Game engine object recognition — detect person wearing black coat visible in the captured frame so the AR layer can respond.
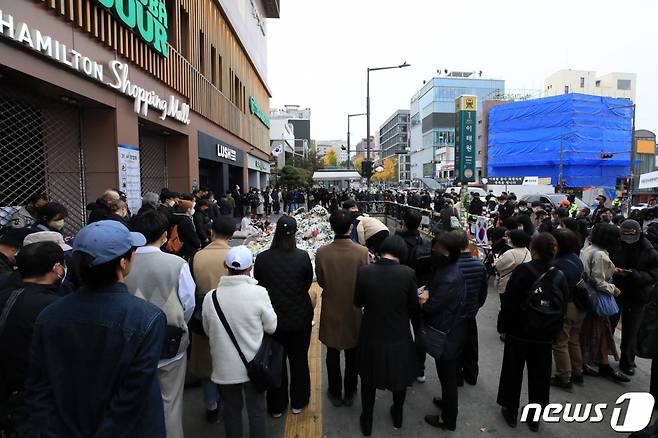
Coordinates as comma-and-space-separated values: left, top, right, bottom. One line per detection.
610, 219, 658, 376
454, 231, 488, 386
171, 199, 201, 260
468, 193, 484, 216
254, 216, 313, 417
496, 233, 569, 433
419, 232, 467, 431
354, 236, 418, 436
193, 200, 212, 247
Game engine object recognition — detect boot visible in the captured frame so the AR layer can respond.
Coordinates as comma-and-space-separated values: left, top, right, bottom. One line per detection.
390, 404, 403, 429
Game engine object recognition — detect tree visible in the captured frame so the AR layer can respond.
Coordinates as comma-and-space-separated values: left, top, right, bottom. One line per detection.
372, 156, 398, 182
279, 165, 310, 188
354, 156, 365, 176
323, 149, 337, 167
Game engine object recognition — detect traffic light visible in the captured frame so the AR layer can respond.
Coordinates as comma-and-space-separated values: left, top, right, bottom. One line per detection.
600, 152, 614, 159
362, 160, 373, 178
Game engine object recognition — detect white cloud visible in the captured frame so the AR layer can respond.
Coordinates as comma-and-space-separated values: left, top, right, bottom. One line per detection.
268, 0, 658, 141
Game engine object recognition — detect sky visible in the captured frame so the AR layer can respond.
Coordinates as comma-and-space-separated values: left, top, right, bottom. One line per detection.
267, 0, 658, 142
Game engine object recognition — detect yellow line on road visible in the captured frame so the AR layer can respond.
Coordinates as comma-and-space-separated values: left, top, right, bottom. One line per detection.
284, 283, 323, 438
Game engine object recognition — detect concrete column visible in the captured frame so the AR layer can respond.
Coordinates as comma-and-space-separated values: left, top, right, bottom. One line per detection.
221, 163, 229, 195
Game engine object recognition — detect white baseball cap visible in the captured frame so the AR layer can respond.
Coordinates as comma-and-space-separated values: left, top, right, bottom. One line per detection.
225, 245, 253, 270
24, 231, 72, 251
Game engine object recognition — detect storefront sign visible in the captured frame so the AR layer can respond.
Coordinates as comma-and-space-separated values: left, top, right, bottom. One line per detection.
117, 145, 142, 213
485, 176, 544, 186
454, 95, 477, 183
0, 9, 190, 124
198, 131, 244, 166
639, 171, 658, 190
92, 0, 169, 58
249, 96, 270, 129
248, 154, 271, 173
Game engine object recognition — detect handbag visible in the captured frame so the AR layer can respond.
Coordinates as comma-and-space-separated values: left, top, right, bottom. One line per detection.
595, 291, 619, 317
417, 320, 448, 359
211, 291, 283, 392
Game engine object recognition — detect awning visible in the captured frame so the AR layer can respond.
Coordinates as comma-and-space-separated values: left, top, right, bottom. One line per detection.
312, 171, 362, 181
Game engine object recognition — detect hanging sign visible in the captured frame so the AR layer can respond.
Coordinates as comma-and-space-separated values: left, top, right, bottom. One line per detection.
117, 145, 142, 213
454, 95, 477, 183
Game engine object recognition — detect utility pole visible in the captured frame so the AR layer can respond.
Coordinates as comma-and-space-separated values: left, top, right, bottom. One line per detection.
347, 113, 366, 169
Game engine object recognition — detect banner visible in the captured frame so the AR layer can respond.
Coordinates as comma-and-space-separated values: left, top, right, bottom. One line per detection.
454, 95, 477, 183
117, 145, 142, 213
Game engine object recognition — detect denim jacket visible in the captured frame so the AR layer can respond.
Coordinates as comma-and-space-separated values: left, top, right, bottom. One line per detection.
25, 282, 167, 438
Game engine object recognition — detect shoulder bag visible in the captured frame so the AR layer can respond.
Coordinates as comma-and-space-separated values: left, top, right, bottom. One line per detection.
587, 250, 619, 317
211, 291, 283, 392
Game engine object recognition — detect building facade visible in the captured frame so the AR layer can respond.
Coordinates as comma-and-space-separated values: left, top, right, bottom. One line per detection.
316, 140, 347, 165
409, 73, 505, 182
377, 109, 409, 159
545, 69, 636, 101
354, 136, 378, 161
270, 105, 311, 158
0, 0, 278, 232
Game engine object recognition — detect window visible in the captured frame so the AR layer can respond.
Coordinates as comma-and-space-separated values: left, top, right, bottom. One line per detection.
595, 80, 601, 87
179, 7, 189, 59
199, 31, 205, 75
165, 0, 176, 50
210, 45, 217, 87
617, 79, 631, 90
580, 77, 585, 88
564, 85, 569, 94
218, 55, 223, 91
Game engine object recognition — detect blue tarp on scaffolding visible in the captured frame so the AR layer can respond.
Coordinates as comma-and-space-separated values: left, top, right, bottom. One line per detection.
487, 93, 633, 187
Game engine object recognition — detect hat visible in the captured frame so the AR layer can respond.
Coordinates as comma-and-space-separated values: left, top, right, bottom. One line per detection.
72, 220, 146, 266
559, 199, 571, 207
24, 231, 72, 251
0, 228, 34, 249
161, 188, 178, 199
178, 200, 194, 211
620, 219, 642, 244
277, 216, 297, 236
472, 192, 480, 197
225, 245, 253, 270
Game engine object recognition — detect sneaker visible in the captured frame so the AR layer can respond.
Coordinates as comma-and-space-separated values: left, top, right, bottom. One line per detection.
599, 365, 631, 383
501, 407, 518, 428
572, 373, 584, 386
271, 412, 283, 419
550, 376, 573, 391
416, 375, 426, 383
327, 391, 343, 407
620, 366, 636, 376
206, 407, 220, 424
292, 407, 304, 415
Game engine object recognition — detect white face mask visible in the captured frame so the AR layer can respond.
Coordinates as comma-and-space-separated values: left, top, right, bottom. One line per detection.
189, 208, 195, 216
48, 219, 65, 231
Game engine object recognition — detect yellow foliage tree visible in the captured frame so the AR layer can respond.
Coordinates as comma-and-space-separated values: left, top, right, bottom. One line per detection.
323, 149, 337, 167
354, 156, 365, 175
372, 156, 398, 182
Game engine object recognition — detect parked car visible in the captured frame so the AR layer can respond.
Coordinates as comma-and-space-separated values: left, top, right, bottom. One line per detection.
520, 193, 588, 211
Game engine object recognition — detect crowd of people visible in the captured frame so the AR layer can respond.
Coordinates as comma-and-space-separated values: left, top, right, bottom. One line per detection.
2, 183, 658, 438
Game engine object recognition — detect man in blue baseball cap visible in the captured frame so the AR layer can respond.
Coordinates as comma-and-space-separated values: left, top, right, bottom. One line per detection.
25, 220, 168, 437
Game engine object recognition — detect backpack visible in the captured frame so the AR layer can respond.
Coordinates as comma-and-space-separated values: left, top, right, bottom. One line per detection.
166, 224, 184, 254
520, 265, 567, 341
408, 235, 433, 282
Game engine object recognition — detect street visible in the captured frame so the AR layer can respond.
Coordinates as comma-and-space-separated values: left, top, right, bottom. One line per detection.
183, 279, 652, 438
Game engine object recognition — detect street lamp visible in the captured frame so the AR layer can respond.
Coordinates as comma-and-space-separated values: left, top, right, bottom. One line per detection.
366, 62, 411, 187
347, 112, 366, 169
608, 102, 636, 214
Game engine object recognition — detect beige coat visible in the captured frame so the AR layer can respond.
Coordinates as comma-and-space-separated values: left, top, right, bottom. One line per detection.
315, 238, 369, 350
190, 240, 231, 378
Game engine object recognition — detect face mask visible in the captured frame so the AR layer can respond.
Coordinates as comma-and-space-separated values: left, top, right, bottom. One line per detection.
189, 209, 195, 216
350, 211, 360, 220
48, 219, 65, 231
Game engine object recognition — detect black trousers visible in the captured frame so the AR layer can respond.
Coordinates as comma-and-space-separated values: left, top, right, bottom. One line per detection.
435, 359, 459, 427
611, 303, 645, 369
326, 347, 358, 398
360, 384, 406, 418
457, 317, 479, 383
497, 335, 552, 413
411, 313, 427, 377
267, 327, 312, 414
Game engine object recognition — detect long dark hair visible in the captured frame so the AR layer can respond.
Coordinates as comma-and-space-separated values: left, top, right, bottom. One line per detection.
270, 224, 296, 251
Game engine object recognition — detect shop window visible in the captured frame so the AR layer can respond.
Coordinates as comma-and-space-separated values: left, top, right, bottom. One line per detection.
211, 45, 217, 87
199, 31, 206, 76
179, 7, 189, 59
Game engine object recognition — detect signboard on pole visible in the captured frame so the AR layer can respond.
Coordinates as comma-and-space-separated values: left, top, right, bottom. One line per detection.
454, 95, 477, 183
639, 170, 658, 190
117, 144, 142, 213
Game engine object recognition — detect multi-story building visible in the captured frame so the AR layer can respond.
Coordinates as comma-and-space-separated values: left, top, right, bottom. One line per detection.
398, 154, 411, 183
409, 72, 505, 182
0, 0, 279, 231
545, 69, 636, 101
354, 136, 379, 161
270, 117, 295, 168
317, 140, 347, 165
270, 105, 311, 158
378, 110, 410, 158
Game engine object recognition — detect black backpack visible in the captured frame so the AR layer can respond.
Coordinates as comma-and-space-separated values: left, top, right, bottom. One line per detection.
520, 266, 567, 341
408, 235, 433, 283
